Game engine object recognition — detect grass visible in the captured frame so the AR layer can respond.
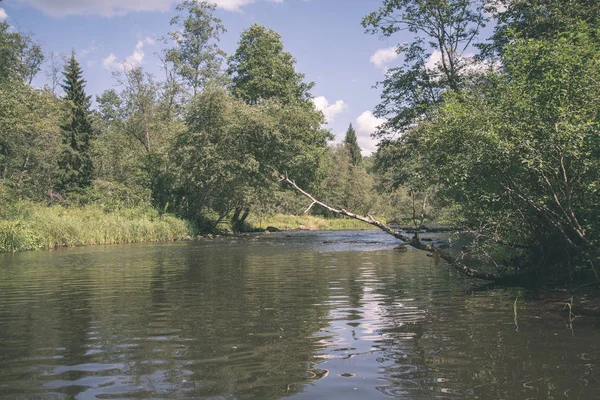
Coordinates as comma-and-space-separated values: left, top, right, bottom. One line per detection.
0, 201, 194, 253
0, 204, 378, 253
246, 213, 377, 231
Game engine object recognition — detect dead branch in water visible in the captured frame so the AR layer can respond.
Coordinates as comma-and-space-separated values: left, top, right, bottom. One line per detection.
280, 173, 503, 281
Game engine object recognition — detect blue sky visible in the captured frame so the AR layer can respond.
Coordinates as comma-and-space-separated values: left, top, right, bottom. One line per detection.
1, 0, 427, 154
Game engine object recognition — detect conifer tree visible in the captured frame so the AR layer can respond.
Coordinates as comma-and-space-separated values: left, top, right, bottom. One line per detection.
344, 123, 362, 166
57, 51, 94, 192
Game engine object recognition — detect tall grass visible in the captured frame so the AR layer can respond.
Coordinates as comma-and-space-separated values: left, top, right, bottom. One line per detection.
246, 214, 377, 231
0, 201, 194, 252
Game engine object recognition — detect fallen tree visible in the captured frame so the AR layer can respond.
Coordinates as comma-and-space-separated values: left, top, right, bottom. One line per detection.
280, 174, 503, 281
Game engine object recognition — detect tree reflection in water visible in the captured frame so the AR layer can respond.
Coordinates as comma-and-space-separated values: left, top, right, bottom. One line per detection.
0, 231, 598, 399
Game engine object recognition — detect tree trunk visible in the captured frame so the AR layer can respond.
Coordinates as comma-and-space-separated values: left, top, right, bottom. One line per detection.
239, 208, 250, 224
231, 206, 250, 233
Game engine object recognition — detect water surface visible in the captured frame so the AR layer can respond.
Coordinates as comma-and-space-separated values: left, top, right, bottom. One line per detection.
0, 231, 598, 399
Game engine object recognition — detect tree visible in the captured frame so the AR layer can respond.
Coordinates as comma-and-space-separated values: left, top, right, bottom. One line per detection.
168, 88, 266, 229
0, 80, 64, 199
0, 22, 44, 84
362, 0, 488, 135
167, 87, 330, 231
95, 89, 122, 131
343, 123, 362, 166
317, 144, 376, 216
482, 0, 600, 59
45, 52, 65, 94
227, 24, 314, 104
57, 52, 94, 192
222, 24, 329, 230
165, 0, 226, 98
410, 23, 600, 281
93, 68, 186, 199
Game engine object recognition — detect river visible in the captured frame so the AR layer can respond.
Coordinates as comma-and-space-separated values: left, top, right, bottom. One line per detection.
0, 230, 598, 399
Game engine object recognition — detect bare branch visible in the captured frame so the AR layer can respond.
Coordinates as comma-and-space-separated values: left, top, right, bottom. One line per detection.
304, 202, 316, 214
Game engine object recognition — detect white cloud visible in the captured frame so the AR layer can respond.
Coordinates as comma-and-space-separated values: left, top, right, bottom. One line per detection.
136, 37, 154, 50
78, 42, 97, 58
16, 0, 174, 17
102, 53, 119, 70
425, 50, 443, 71
355, 111, 386, 156
214, 0, 283, 12
0, 8, 8, 21
124, 49, 145, 68
312, 96, 348, 123
102, 38, 154, 71
16, 0, 284, 16
425, 50, 500, 79
370, 47, 399, 68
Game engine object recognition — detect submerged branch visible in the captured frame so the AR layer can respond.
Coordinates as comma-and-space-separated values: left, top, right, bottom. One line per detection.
280, 174, 503, 281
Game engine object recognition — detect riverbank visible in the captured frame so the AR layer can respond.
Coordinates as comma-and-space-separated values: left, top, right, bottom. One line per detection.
0, 201, 194, 252
0, 204, 382, 253
246, 214, 377, 231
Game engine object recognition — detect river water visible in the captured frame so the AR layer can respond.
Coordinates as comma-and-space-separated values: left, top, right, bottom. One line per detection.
0, 230, 598, 399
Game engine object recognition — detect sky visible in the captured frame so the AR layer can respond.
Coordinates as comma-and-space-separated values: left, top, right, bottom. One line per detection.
1, 0, 421, 155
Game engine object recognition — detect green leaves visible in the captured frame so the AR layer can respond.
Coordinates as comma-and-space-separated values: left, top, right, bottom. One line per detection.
0, 22, 44, 85
412, 23, 599, 275
167, 86, 329, 225
0, 80, 64, 199
227, 24, 314, 105
363, 0, 488, 134
344, 124, 362, 166
56, 52, 94, 193
166, 1, 226, 97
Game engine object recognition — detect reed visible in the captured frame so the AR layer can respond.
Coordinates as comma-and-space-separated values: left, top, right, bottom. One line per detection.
0, 201, 194, 253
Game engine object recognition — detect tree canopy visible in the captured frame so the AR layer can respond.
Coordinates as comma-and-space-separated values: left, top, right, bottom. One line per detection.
227, 24, 314, 105
366, 0, 600, 281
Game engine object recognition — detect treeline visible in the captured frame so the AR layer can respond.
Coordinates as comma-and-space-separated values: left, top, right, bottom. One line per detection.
0, 1, 412, 251
365, 0, 600, 283
4, 0, 597, 284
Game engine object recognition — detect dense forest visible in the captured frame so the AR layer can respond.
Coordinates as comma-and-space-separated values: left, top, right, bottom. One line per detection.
1, 0, 599, 285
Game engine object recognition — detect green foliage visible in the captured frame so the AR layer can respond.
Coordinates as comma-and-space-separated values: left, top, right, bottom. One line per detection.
363, 0, 488, 134
93, 67, 187, 205
0, 200, 193, 253
57, 52, 94, 192
165, 86, 329, 229
227, 24, 314, 104
168, 87, 260, 225
482, 0, 600, 58
317, 144, 375, 216
1, 6, 339, 249
343, 123, 362, 166
413, 24, 600, 278
0, 80, 65, 200
166, 0, 226, 97
0, 22, 44, 84
95, 89, 122, 129
363, 0, 600, 281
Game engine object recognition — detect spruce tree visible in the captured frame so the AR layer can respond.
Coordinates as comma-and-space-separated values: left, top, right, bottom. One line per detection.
57, 51, 93, 192
344, 123, 362, 166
